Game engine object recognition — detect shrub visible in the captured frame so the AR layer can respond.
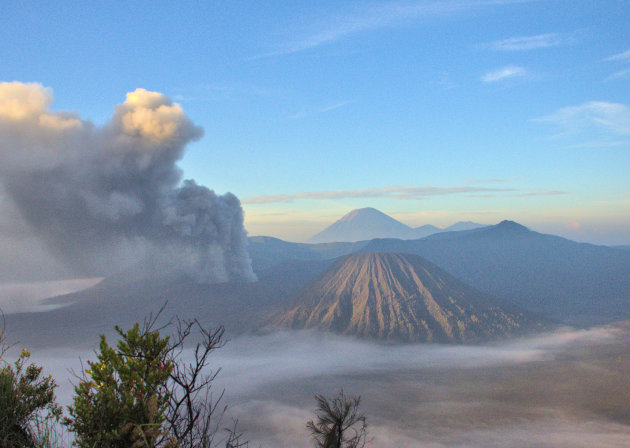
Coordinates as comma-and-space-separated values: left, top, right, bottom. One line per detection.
306, 389, 368, 448
0, 348, 61, 448
64, 323, 173, 448
64, 307, 246, 448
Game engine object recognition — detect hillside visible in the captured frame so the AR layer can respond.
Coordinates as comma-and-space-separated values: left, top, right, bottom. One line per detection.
361, 221, 630, 324
6, 258, 332, 348
271, 252, 547, 343
247, 236, 364, 274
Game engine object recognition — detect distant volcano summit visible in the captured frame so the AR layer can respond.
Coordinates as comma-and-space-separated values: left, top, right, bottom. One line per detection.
308, 208, 416, 243
272, 252, 546, 343
307, 208, 485, 243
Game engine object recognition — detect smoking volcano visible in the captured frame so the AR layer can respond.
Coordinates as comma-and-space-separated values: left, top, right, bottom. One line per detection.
0, 81, 255, 283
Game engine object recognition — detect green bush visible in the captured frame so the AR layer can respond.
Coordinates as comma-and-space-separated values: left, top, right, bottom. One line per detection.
64, 324, 174, 448
0, 348, 61, 448
2, 309, 246, 448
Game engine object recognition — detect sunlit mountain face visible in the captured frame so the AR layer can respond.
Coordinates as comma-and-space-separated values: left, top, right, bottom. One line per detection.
272, 252, 548, 342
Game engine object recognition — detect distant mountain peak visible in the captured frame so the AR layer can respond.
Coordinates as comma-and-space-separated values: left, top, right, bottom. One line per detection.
498, 219, 522, 226
308, 208, 491, 243
349, 207, 380, 213
338, 207, 387, 221
416, 224, 441, 231
308, 208, 414, 243
493, 220, 530, 233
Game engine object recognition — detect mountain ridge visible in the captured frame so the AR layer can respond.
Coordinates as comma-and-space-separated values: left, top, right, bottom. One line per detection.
361, 222, 630, 324
307, 207, 485, 243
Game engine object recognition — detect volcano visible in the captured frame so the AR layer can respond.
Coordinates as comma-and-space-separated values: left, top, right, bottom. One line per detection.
272, 252, 547, 343
308, 208, 416, 243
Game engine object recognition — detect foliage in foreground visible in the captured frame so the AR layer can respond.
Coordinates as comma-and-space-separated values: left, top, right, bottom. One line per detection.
0, 338, 61, 448
62, 309, 247, 448
307, 390, 367, 448
1, 309, 372, 448
64, 323, 173, 448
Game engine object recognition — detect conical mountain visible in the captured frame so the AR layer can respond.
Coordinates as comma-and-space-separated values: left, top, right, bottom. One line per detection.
308, 208, 415, 243
272, 252, 547, 343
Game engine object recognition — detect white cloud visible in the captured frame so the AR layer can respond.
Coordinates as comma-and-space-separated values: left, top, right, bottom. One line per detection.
255, 0, 537, 58
481, 65, 526, 82
603, 49, 630, 82
605, 49, 630, 62
487, 33, 568, 51
284, 101, 352, 121
318, 100, 351, 113
0, 81, 81, 131
244, 185, 519, 204
534, 101, 630, 137
606, 68, 630, 81
511, 190, 566, 197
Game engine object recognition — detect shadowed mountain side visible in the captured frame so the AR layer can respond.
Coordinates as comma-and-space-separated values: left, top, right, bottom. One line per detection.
414, 224, 441, 239
413, 222, 486, 238
443, 221, 486, 232
270, 253, 548, 343
5, 259, 334, 349
361, 221, 630, 325
247, 236, 366, 274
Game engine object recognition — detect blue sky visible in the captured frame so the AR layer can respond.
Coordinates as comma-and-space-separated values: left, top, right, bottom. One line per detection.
2, 0, 629, 244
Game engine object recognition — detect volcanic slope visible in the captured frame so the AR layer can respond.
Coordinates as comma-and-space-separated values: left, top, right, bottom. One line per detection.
272, 252, 547, 343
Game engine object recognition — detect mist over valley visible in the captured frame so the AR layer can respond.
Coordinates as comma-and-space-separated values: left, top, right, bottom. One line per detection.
11, 324, 630, 447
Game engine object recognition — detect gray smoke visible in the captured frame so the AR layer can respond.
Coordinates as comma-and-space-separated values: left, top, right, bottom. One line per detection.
0, 81, 255, 282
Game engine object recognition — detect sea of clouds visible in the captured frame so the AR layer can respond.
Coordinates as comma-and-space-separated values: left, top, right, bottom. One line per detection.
18, 325, 630, 448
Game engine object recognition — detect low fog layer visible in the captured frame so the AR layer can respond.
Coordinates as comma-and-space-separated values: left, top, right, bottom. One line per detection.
210, 328, 614, 393
0, 278, 101, 314
0, 82, 254, 283
22, 325, 630, 448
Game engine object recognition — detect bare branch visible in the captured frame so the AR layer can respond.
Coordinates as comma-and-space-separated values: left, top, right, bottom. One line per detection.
162, 314, 237, 448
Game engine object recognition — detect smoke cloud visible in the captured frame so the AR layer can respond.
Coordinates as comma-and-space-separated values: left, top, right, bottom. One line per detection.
0, 82, 255, 282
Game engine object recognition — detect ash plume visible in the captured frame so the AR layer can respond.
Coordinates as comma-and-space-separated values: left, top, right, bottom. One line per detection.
0, 81, 255, 282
